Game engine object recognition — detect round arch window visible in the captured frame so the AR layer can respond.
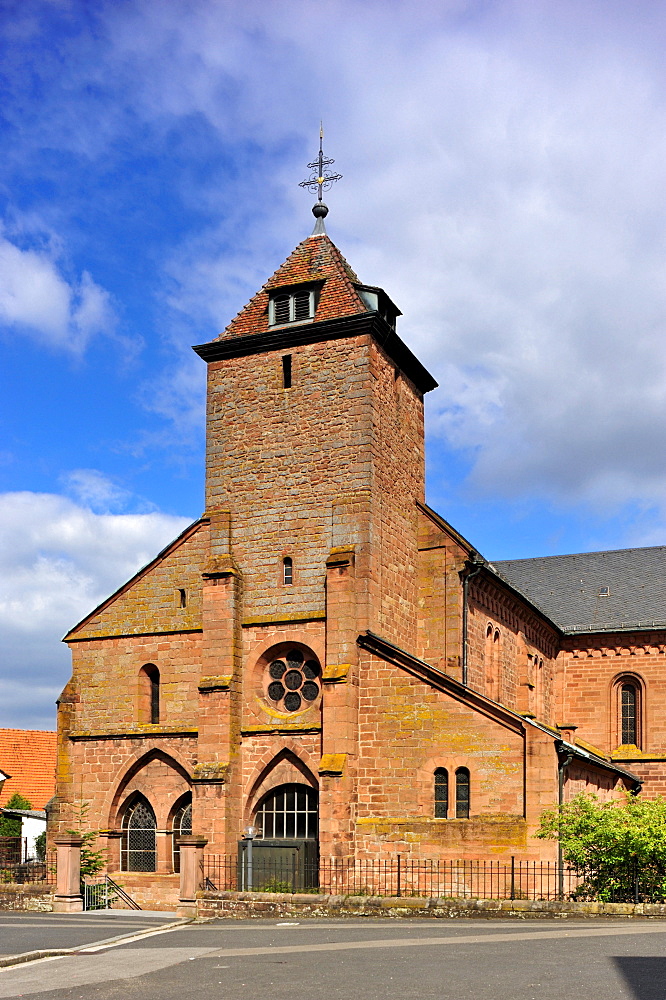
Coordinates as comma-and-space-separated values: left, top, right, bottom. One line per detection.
265, 648, 321, 713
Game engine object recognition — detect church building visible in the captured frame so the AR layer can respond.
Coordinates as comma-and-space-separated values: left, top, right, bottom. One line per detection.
52, 155, 666, 892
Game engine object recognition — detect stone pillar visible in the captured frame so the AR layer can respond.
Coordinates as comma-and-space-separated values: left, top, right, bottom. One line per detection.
101, 829, 122, 872
197, 507, 242, 855
178, 835, 208, 917
53, 835, 84, 912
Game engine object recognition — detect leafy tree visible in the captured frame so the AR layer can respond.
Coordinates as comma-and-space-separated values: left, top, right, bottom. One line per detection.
66, 800, 106, 879
0, 792, 32, 837
538, 791, 666, 902
34, 831, 47, 861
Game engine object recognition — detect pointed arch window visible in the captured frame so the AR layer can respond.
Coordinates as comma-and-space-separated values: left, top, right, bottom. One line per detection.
172, 795, 192, 874
434, 768, 448, 819
121, 796, 157, 872
455, 768, 470, 819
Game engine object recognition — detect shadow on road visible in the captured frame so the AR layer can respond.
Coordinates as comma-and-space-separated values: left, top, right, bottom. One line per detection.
614, 956, 666, 999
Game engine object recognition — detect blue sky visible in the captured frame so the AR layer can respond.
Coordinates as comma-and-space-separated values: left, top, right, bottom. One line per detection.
1, 0, 665, 730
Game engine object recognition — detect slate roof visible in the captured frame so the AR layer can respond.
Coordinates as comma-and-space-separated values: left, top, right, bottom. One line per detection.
0, 729, 57, 810
494, 547, 666, 634
216, 233, 368, 341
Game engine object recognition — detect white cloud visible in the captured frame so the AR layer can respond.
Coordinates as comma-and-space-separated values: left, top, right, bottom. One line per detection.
4, 0, 666, 533
0, 491, 191, 728
81, 0, 666, 528
0, 236, 115, 352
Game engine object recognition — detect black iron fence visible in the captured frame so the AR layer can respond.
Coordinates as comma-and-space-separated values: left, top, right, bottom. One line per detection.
201, 854, 666, 903
0, 839, 55, 885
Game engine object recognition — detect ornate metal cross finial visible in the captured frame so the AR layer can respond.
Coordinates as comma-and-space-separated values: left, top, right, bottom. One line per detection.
299, 124, 342, 232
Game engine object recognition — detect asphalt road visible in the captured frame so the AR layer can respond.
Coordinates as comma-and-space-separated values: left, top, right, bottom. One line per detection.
1, 917, 666, 999
0, 911, 182, 959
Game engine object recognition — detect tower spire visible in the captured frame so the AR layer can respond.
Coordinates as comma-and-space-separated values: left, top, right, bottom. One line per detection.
299, 123, 342, 234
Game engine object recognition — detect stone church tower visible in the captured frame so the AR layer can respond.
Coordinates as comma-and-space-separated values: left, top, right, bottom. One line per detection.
54, 169, 645, 900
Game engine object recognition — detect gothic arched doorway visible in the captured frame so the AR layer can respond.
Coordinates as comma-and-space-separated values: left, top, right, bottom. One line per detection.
242, 783, 319, 891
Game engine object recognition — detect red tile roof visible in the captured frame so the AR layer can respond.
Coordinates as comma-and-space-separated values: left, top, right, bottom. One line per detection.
0, 729, 57, 810
217, 233, 367, 341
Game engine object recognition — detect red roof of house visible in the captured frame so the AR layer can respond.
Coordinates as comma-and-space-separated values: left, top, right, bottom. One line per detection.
0, 729, 57, 810
218, 233, 367, 341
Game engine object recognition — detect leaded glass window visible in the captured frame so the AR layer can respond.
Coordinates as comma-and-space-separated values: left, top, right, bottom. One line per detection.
255, 784, 318, 840
172, 798, 192, 873
434, 768, 448, 818
121, 797, 157, 871
455, 768, 470, 820
621, 684, 637, 745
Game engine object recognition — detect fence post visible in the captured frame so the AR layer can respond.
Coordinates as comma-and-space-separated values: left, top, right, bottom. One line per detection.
510, 856, 515, 899
177, 835, 208, 917
396, 854, 401, 898
634, 858, 639, 905
53, 835, 84, 912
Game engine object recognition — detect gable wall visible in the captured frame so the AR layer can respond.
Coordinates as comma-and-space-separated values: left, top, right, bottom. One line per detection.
559, 631, 666, 791
354, 647, 529, 859
70, 523, 207, 641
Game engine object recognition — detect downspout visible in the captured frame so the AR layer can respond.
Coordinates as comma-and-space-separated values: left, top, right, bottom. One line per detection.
460, 551, 484, 687
555, 739, 574, 898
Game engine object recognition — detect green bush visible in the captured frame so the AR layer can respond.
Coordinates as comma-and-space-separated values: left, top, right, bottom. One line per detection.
0, 792, 32, 837
538, 792, 666, 902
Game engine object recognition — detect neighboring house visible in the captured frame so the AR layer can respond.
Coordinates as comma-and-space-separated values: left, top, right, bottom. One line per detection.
0, 729, 57, 810
0, 808, 46, 860
50, 200, 662, 882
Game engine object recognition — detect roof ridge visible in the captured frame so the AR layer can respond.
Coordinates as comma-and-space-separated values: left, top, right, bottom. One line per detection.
495, 544, 666, 564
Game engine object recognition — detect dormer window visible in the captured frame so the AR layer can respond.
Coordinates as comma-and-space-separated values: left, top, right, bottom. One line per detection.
355, 283, 401, 332
269, 287, 317, 326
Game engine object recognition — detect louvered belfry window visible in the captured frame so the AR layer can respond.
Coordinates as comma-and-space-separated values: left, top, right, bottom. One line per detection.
269, 289, 315, 325
121, 797, 157, 871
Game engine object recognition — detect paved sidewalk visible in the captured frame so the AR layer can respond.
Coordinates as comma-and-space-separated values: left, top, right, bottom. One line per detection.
0, 910, 185, 966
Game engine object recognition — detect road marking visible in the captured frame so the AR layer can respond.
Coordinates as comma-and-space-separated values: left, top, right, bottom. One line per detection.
205, 921, 666, 958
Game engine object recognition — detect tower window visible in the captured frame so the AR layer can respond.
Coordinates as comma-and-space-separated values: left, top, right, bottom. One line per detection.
282, 355, 292, 389
283, 557, 293, 585
269, 289, 316, 326
455, 768, 470, 819
434, 768, 448, 818
178, 588, 187, 608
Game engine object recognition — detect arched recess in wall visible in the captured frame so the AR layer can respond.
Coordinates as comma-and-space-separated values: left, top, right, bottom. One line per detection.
107, 747, 192, 832
120, 793, 157, 872
485, 625, 501, 702
245, 746, 318, 829
611, 673, 645, 749
138, 663, 160, 724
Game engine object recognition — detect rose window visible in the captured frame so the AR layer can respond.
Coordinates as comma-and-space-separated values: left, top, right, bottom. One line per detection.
266, 649, 321, 713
